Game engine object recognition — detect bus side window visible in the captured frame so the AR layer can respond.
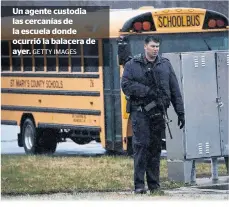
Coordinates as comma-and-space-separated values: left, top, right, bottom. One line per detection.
84, 58, 99, 72
83, 40, 98, 56
46, 43, 56, 72
58, 44, 69, 72
11, 41, 21, 72
1, 41, 10, 71
71, 58, 81, 72
71, 44, 81, 72
34, 43, 44, 72
83, 40, 99, 72
23, 44, 32, 72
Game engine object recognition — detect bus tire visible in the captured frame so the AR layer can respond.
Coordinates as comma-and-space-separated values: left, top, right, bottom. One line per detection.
37, 129, 58, 154
22, 118, 40, 154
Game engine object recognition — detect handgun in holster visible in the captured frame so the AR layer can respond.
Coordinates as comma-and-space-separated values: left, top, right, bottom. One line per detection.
137, 100, 162, 119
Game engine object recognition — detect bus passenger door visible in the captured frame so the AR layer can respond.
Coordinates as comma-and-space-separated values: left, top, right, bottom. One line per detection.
103, 39, 123, 153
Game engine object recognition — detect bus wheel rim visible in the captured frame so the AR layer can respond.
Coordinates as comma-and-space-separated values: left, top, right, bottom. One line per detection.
24, 125, 34, 150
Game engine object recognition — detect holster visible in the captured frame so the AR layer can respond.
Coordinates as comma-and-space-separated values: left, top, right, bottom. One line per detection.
137, 100, 163, 120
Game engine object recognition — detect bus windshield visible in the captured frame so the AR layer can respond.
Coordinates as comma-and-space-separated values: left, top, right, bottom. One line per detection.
158, 31, 228, 53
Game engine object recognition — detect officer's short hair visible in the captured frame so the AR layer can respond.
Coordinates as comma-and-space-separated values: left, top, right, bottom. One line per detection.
144, 36, 160, 44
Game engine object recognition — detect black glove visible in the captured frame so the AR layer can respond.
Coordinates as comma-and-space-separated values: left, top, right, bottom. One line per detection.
178, 114, 185, 129
117, 35, 129, 44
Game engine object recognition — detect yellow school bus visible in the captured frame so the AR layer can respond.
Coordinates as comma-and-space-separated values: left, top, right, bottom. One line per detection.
1, 7, 229, 154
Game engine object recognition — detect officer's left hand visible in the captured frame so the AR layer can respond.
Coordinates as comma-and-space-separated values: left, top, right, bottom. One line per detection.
178, 114, 185, 129
117, 35, 129, 44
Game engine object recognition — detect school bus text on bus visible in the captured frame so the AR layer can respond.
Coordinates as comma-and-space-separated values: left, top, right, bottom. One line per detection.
157, 15, 201, 28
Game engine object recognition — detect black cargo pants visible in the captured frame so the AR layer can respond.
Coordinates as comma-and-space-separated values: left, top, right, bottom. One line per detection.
130, 109, 165, 190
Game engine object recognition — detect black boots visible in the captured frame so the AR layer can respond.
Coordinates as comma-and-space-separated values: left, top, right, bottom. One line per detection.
134, 188, 147, 194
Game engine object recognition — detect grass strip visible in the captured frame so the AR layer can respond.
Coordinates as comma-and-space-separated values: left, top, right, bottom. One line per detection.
1, 155, 227, 195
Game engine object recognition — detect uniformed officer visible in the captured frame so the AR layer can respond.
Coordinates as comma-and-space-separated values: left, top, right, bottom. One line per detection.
121, 36, 185, 194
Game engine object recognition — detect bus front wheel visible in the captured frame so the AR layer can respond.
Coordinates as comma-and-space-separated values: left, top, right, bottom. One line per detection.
22, 118, 40, 154
22, 118, 57, 155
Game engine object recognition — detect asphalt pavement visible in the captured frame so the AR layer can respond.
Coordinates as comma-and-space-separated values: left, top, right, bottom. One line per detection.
1, 125, 168, 156
1, 125, 106, 156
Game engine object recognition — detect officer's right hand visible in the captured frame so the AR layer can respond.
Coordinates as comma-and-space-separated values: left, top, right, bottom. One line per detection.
156, 101, 164, 111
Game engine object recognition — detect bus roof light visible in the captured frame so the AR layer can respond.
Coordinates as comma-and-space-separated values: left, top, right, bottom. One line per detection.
142, 21, 151, 31
216, 19, 225, 27
133, 22, 142, 31
208, 19, 216, 28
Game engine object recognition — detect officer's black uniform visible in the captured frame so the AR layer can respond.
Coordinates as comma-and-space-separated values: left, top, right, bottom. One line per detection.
121, 53, 185, 193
